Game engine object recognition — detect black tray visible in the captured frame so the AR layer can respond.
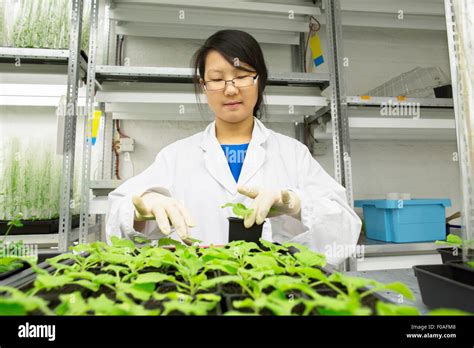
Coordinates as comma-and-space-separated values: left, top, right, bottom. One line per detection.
437, 247, 463, 264
0, 215, 80, 235
228, 217, 263, 243
413, 263, 474, 312
0, 252, 61, 281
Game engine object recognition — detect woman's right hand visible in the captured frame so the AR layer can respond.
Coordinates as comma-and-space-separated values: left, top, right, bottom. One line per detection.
132, 192, 196, 245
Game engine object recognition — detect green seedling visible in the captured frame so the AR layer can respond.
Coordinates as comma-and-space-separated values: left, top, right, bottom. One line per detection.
0, 236, 467, 317
221, 202, 278, 220
435, 233, 463, 248
221, 203, 254, 219
0, 213, 30, 275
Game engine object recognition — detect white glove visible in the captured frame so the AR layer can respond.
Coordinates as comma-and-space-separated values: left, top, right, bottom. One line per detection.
132, 191, 196, 245
237, 186, 301, 228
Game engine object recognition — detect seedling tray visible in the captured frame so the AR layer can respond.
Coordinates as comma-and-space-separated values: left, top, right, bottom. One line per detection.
0, 252, 61, 283
0, 239, 409, 316
437, 247, 463, 264
413, 263, 474, 312
0, 215, 80, 235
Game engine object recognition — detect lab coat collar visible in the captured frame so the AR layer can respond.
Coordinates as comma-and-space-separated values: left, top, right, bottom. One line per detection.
199, 117, 270, 195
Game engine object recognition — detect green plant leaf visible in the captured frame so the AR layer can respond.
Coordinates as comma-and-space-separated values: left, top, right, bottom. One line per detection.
93, 274, 117, 285
110, 236, 135, 249
158, 237, 183, 248
283, 243, 326, 267
88, 294, 126, 315
221, 202, 253, 219
376, 301, 420, 316
73, 280, 100, 292
427, 308, 471, 316
116, 282, 155, 301
0, 257, 24, 273
0, 301, 27, 315
0, 286, 51, 315
328, 272, 376, 291
133, 272, 171, 284
204, 259, 239, 275
56, 291, 89, 315
102, 264, 129, 276
99, 252, 135, 266
201, 275, 240, 289
34, 274, 74, 290
435, 233, 463, 247
162, 299, 216, 316
195, 293, 221, 302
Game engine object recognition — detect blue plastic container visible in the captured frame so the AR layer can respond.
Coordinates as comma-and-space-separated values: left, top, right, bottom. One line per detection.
354, 199, 451, 243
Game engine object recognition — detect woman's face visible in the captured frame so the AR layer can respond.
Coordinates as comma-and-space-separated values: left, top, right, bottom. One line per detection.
201, 50, 258, 124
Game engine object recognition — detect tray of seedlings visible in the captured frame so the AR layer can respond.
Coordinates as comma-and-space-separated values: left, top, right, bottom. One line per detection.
0, 216, 61, 282
0, 236, 461, 316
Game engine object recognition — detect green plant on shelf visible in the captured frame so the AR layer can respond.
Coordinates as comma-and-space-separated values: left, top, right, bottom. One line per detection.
0, 213, 32, 275
0, 138, 80, 221
0, 236, 471, 316
5, 0, 90, 50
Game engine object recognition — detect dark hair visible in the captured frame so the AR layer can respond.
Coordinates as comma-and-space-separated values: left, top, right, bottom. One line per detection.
191, 29, 268, 119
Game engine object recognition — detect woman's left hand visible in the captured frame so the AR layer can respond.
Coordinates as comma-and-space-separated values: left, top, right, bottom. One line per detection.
237, 186, 301, 228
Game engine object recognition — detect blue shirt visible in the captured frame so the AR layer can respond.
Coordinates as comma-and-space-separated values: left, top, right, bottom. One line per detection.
221, 143, 249, 183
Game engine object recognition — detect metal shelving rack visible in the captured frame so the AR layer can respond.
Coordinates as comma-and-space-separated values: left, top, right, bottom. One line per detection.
0, 0, 99, 252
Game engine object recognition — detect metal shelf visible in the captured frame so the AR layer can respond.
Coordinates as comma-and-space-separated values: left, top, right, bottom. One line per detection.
95, 65, 330, 89
310, 95, 456, 140
110, 0, 321, 45
0, 47, 89, 73
358, 235, 439, 257
346, 96, 454, 109
1, 223, 101, 246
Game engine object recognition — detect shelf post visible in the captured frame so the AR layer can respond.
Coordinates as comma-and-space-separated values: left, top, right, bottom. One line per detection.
444, 0, 474, 261
58, 0, 83, 252
79, 0, 100, 245
324, 0, 354, 207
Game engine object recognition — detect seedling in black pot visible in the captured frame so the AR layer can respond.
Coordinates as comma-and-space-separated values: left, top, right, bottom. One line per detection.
221, 203, 264, 243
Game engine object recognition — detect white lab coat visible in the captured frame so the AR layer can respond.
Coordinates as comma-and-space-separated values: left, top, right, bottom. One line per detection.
106, 117, 361, 264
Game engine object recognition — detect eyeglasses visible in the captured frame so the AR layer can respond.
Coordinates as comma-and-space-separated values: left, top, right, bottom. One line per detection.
203, 74, 259, 91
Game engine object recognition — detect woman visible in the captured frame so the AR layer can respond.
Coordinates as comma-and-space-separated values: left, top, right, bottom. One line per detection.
106, 30, 361, 264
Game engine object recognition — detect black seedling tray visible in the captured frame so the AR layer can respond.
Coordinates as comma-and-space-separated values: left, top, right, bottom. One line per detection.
437, 247, 463, 264
413, 263, 474, 312
228, 217, 263, 243
0, 252, 60, 281
0, 215, 80, 235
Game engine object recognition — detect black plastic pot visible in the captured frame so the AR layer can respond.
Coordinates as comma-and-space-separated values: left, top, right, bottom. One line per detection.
0, 215, 80, 235
437, 247, 463, 264
228, 217, 263, 243
413, 263, 474, 312
433, 84, 453, 98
